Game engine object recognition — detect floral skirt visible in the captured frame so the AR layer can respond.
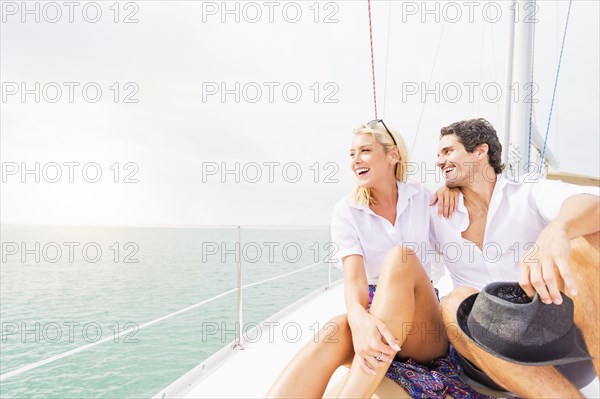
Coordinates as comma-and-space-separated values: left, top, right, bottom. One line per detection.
367, 284, 515, 399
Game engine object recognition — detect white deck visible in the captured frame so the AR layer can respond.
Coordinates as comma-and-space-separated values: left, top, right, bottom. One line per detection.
154, 273, 599, 398
154, 281, 348, 399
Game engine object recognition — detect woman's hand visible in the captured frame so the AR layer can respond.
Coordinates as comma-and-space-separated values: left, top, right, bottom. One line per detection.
348, 308, 400, 375
430, 185, 460, 218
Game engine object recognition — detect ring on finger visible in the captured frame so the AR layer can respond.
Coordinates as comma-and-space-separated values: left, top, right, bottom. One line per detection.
375, 352, 384, 362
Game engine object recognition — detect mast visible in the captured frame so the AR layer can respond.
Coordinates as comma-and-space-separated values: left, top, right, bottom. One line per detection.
502, 0, 517, 177
510, 0, 536, 177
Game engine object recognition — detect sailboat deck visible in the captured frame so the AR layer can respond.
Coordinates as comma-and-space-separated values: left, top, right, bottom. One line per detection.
155, 275, 599, 398
154, 281, 348, 398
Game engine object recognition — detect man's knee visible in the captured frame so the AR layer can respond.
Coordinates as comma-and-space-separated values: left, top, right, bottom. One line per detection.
568, 233, 600, 281
581, 231, 600, 249
570, 232, 599, 259
441, 286, 478, 325
441, 287, 478, 347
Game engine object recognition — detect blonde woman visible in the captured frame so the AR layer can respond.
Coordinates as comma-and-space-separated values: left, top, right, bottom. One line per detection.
266, 121, 492, 398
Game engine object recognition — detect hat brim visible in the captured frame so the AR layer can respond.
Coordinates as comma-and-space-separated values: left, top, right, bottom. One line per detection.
456, 293, 593, 366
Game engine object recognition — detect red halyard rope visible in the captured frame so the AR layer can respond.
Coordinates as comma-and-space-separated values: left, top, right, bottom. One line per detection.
367, 0, 378, 119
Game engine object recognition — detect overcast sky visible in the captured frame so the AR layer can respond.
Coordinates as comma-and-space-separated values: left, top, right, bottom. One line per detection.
1, 0, 598, 226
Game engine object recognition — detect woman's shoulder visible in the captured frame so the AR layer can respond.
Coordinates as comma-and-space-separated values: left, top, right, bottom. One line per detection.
332, 192, 358, 214
331, 193, 350, 214
330, 194, 362, 228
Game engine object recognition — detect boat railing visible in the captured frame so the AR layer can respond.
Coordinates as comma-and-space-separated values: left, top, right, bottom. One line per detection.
0, 225, 333, 382
229, 225, 333, 349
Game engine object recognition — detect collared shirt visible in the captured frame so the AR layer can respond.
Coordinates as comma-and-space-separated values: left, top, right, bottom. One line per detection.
330, 180, 434, 284
430, 176, 600, 290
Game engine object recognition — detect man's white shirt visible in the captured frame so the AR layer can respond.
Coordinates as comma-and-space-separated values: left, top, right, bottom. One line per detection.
430, 176, 600, 291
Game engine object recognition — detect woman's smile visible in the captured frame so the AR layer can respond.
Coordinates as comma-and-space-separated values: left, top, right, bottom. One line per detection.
355, 168, 370, 177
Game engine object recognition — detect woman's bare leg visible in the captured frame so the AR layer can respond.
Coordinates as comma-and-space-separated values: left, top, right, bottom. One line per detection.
265, 313, 354, 398
337, 246, 448, 398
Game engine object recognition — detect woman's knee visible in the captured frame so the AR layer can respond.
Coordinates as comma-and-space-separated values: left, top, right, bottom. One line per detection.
379, 245, 423, 281
385, 245, 418, 263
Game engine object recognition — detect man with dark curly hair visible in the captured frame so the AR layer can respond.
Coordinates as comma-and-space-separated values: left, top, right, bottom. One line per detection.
432, 118, 599, 397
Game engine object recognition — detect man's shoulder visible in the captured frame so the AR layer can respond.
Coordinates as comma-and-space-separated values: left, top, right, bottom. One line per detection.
496, 175, 548, 196
501, 175, 598, 198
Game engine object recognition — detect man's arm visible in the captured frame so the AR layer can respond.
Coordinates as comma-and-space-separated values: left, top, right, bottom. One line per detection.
519, 194, 600, 304
429, 185, 460, 218
553, 194, 600, 238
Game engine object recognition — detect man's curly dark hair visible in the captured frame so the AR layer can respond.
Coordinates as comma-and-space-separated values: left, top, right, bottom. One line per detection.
440, 118, 505, 175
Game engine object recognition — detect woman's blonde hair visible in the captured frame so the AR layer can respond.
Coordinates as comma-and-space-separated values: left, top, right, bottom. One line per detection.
351, 122, 409, 206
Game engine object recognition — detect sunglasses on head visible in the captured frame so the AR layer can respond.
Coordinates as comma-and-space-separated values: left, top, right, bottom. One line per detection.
367, 119, 397, 147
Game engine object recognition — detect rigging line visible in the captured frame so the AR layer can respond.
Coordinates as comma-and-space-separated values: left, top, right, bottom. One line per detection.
367, 0, 378, 119
526, 19, 537, 172
382, 0, 392, 119
242, 261, 323, 290
411, 20, 446, 157
0, 287, 239, 381
554, 1, 560, 162
539, 0, 572, 172
477, 22, 486, 116
489, 22, 502, 126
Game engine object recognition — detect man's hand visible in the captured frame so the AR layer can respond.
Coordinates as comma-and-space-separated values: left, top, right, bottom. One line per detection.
430, 186, 460, 218
519, 222, 577, 305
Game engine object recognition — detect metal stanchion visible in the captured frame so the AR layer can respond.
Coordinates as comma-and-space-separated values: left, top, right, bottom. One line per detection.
232, 226, 246, 350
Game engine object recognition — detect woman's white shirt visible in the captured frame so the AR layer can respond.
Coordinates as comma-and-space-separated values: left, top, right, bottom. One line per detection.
330, 180, 434, 285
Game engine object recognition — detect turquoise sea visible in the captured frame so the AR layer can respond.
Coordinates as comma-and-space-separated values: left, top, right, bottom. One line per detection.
0, 225, 342, 398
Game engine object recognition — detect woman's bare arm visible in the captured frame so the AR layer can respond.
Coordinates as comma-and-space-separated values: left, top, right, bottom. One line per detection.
341, 255, 400, 374
342, 254, 370, 316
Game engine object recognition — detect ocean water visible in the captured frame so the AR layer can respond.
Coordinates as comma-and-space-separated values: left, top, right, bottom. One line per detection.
0, 225, 342, 398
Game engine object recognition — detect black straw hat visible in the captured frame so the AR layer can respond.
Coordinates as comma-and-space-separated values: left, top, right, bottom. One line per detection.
456, 282, 593, 366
